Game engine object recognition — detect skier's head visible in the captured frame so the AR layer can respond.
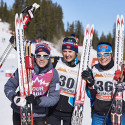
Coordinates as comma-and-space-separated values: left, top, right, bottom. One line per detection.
97, 42, 114, 70
62, 34, 79, 64
35, 42, 51, 55
62, 35, 79, 53
35, 42, 51, 68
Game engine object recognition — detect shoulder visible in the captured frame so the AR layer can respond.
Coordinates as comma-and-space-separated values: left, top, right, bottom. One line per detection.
92, 63, 100, 70
52, 68, 59, 77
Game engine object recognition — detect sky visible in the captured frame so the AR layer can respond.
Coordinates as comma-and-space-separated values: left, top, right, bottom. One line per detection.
4, 0, 125, 37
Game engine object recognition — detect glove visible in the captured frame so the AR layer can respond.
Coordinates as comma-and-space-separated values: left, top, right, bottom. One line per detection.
81, 69, 94, 84
13, 96, 26, 107
23, 15, 31, 29
25, 94, 41, 105
9, 35, 15, 44
22, 3, 40, 29
114, 82, 125, 92
114, 70, 121, 81
9, 35, 17, 50
25, 94, 35, 104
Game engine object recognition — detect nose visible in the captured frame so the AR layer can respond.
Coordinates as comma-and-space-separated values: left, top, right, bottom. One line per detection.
101, 55, 105, 58
66, 52, 70, 56
40, 56, 44, 60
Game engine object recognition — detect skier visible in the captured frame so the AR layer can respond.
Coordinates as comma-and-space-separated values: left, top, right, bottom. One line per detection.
82, 42, 125, 125
4, 42, 60, 125
47, 35, 80, 125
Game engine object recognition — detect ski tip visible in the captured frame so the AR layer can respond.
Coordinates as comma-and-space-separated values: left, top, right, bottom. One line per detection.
116, 15, 120, 28
15, 14, 19, 25
86, 24, 89, 35
90, 25, 94, 37
121, 15, 124, 27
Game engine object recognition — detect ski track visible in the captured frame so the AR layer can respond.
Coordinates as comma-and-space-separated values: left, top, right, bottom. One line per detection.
0, 21, 97, 125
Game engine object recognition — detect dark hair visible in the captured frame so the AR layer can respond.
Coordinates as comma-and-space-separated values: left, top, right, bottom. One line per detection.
97, 42, 112, 47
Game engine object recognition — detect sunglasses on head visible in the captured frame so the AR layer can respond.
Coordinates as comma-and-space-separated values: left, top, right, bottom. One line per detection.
35, 54, 50, 59
63, 37, 78, 43
97, 52, 112, 57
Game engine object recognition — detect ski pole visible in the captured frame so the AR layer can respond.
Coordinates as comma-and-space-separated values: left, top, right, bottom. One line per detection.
103, 64, 125, 125
102, 88, 118, 125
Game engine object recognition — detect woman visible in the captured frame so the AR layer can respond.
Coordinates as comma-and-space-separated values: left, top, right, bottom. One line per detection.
47, 35, 80, 125
4, 42, 60, 125
82, 42, 125, 125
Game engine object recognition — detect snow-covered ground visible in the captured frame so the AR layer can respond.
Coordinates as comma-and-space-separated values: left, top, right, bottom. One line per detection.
0, 21, 97, 125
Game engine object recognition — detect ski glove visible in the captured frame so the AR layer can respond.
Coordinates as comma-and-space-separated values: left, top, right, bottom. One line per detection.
114, 82, 125, 92
114, 70, 121, 81
25, 94, 41, 105
9, 35, 15, 44
13, 96, 26, 107
81, 69, 94, 85
22, 3, 40, 29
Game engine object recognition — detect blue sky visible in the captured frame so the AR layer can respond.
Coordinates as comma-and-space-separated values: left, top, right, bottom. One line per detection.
4, 0, 125, 37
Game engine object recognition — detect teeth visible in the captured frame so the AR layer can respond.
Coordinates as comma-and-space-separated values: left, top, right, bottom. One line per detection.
39, 61, 44, 64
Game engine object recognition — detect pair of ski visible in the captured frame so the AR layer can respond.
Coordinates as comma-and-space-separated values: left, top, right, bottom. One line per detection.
15, 13, 33, 125
0, 3, 40, 70
103, 15, 124, 125
71, 24, 94, 125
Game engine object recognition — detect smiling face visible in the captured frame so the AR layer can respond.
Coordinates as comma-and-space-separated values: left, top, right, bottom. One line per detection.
62, 49, 77, 63
97, 52, 112, 66
35, 52, 49, 68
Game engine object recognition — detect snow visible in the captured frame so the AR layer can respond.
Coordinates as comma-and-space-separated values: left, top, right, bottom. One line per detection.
0, 21, 97, 125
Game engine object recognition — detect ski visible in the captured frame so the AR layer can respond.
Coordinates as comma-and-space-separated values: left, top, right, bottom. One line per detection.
15, 13, 33, 125
71, 24, 94, 125
111, 15, 124, 125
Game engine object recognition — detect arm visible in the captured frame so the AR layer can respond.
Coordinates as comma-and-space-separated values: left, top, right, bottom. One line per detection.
4, 69, 19, 102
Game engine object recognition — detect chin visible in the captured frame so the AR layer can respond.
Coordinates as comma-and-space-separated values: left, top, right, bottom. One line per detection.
100, 63, 109, 66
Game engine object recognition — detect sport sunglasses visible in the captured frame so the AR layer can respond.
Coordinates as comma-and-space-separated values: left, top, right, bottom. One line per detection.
97, 52, 112, 57
63, 37, 78, 43
35, 54, 50, 59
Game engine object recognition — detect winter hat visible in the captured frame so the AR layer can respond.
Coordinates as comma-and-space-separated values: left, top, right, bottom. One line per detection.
97, 42, 112, 53
62, 35, 79, 53
35, 42, 51, 55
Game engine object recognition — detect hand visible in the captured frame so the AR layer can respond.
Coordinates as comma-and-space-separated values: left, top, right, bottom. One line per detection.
81, 69, 94, 84
25, 94, 35, 104
23, 15, 31, 29
115, 82, 125, 92
9, 35, 15, 44
25, 94, 41, 105
9, 35, 17, 50
13, 96, 26, 107
114, 70, 121, 81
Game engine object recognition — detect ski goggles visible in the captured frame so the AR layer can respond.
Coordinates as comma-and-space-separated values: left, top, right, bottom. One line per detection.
35, 54, 50, 59
63, 37, 78, 44
97, 52, 112, 57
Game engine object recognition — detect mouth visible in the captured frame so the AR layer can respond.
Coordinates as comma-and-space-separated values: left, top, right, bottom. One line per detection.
39, 61, 45, 64
100, 59, 108, 65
